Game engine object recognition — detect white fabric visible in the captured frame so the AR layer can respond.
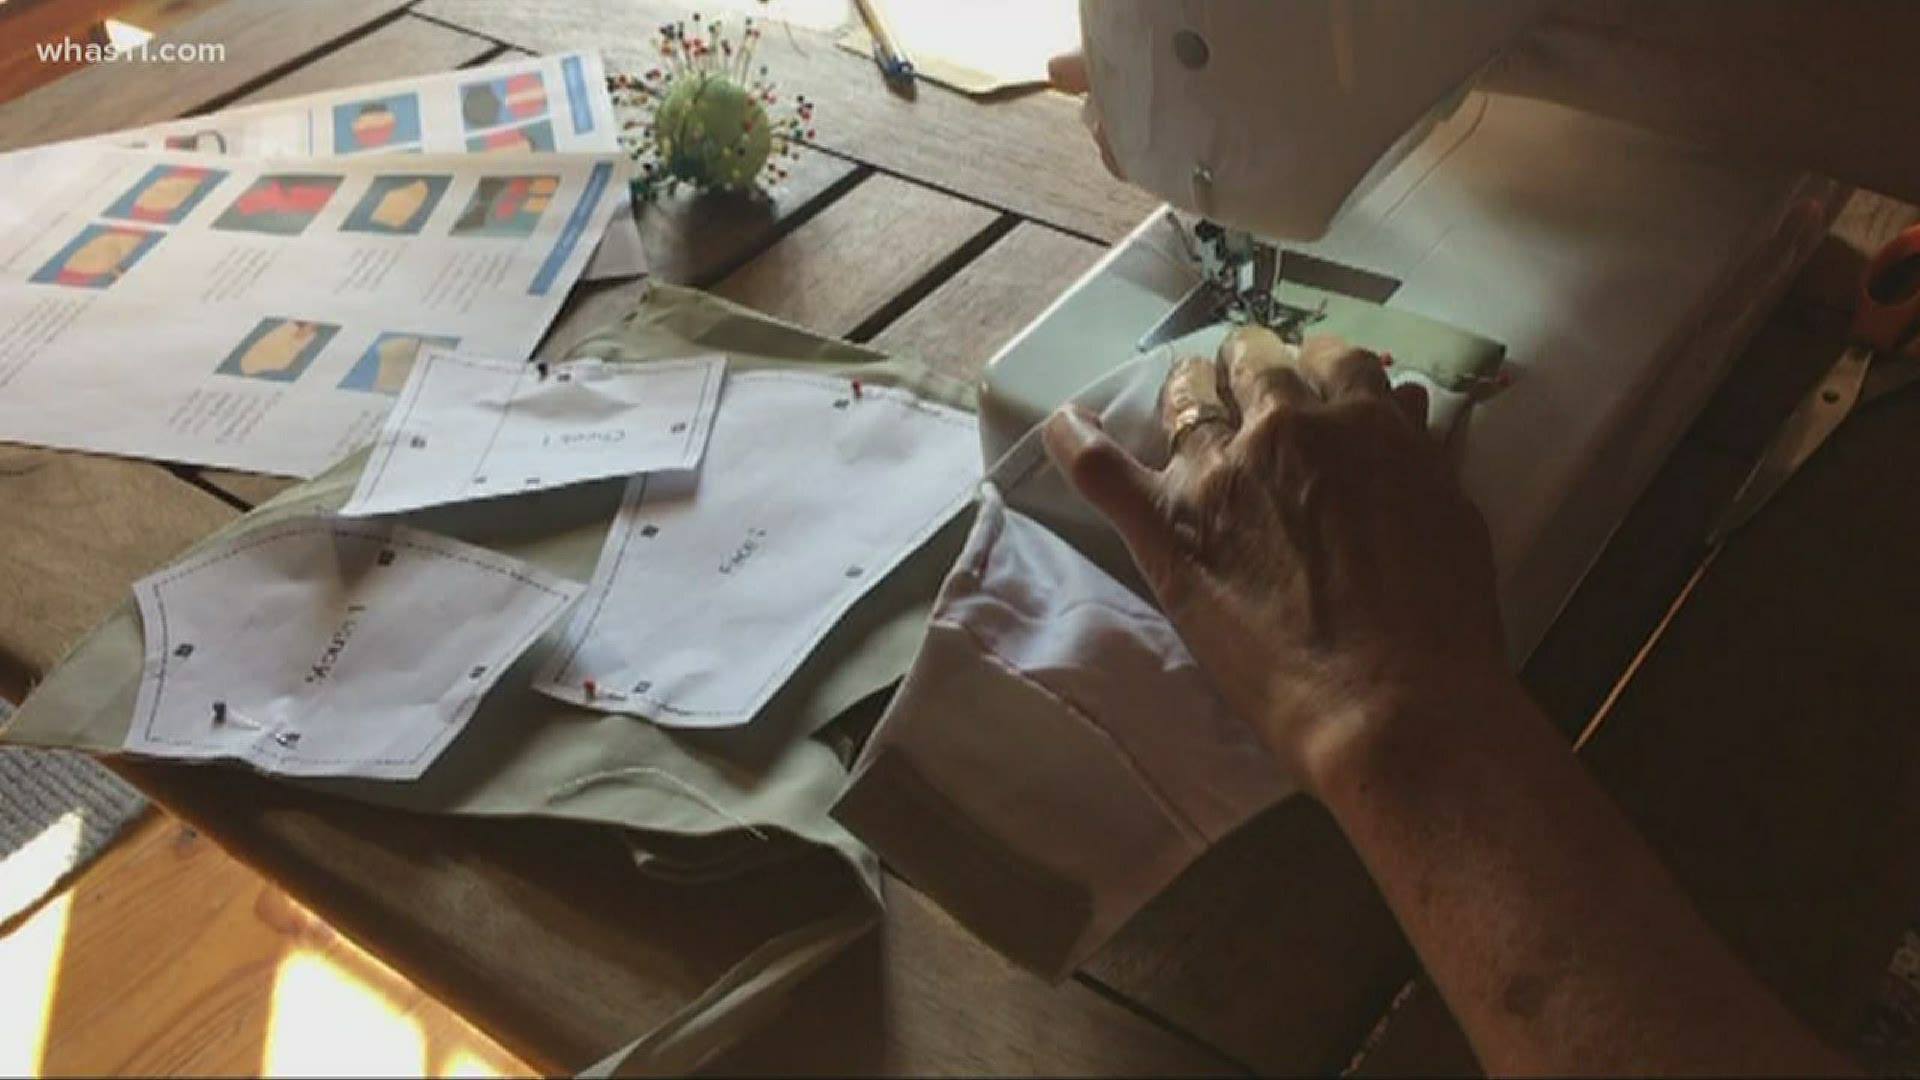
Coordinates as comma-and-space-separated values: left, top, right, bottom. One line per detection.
535, 370, 978, 728
837, 478, 1291, 976
341, 351, 725, 517
128, 517, 582, 780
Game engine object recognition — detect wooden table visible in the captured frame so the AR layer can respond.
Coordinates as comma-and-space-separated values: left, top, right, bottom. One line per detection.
4, 2, 1918, 1074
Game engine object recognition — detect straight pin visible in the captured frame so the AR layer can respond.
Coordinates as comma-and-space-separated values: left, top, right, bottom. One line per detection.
212, 701, 265, 731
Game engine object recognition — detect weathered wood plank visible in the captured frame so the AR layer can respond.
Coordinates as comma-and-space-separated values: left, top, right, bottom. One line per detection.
413, 0, 1158, 242
1578, 387, 1920, 1050
228, 14, 499, 109
112, 762, 858, 1075
1518, 436, 1749, 732
0, 0, 411, 149
872, 222, 1105, 383
709, 882, 1244, 1077
28, 813, 531, 1076
123, 755, 1243, 1076
641, 149, 863, 289
1086, 797, 1410, 1075
715, 172, 1002, 339
0, 0, 127, 103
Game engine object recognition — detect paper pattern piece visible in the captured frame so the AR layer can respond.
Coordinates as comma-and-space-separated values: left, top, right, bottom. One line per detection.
128, 518, 582, 781
0, 143, 623, 476
536, 371, 979, 728
341, 351, 726, 517
102, 51, 646, 279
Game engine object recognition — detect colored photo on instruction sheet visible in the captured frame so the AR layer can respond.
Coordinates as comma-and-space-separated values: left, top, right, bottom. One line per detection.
340, 175, 451, 235
451, 175, 557, 238
216, 317, 340, 383
29, 224, 162, 289
460, 72, 548, 131
466, 120, 556, 154
162, 131, 226, 153
102, 164, 227, 225
338, 332, 460, 395
332, 93, 424, 154
212, 174, 343, 236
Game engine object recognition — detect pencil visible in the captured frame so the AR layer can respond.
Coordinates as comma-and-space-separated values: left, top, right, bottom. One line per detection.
853, 0, 916, 87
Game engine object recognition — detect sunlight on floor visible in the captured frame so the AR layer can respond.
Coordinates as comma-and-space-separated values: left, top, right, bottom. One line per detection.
0, 809, 85, 925
266, 950, 429, 1078
440, 1048, 512, 1079
265, 946, 521, 1079
0, 810, 84, 1075
0, 889, 72, 1076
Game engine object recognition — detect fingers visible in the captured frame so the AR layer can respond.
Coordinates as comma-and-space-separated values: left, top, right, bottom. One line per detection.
1160, 356, 1236, 458
1297, 336, 1391, 402
1221, 326, 1311, 422
1392, 381, 1430, 428
1043, 405, 1173, 568
1048, 51, 1090, 93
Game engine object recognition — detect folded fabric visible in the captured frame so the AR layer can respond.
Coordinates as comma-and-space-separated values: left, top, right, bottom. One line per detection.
835, 484, 1291, 977
834, 339, 1481, 979
1, 283, 977, 1074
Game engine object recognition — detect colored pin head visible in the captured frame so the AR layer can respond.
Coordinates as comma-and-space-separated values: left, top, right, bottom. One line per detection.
607, 10, 817, 201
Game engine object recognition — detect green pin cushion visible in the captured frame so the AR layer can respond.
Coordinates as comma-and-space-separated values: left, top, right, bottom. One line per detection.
653, 72, 772, 193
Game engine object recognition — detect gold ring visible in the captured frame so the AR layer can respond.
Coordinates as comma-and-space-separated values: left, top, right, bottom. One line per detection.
1168, 404, 1232, 451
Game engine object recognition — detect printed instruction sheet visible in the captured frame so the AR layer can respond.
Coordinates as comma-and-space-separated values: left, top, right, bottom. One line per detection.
128, 518, 583, 781
103, 50, 647, 279
0, 142, 625, 476
535, 370, 979, 728
341, 351, 726, 517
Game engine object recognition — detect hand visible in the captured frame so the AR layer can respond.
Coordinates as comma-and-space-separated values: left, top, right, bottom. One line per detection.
1041, 329, 1508, 790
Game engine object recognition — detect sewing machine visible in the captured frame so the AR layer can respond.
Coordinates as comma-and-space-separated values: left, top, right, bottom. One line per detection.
979, 1, 1844, 661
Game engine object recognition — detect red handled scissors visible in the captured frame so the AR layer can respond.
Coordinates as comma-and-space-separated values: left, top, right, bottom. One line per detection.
1709, 224, 1920, 545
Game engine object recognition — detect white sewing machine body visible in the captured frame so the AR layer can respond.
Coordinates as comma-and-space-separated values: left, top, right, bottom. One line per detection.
982, 90, 1835, 662
837, 0, 1908, 981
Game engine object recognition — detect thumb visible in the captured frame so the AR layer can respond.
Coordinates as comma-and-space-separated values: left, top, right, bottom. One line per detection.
1043, 404, 1171, 567
1047, 51, 1090, 94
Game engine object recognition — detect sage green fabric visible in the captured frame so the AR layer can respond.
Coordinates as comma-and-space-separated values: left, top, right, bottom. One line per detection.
1275, 280, 1506, 390
2, 283, 979, 1074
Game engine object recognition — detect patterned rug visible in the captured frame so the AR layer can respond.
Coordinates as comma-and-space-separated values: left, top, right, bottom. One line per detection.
0, 701, 149, 925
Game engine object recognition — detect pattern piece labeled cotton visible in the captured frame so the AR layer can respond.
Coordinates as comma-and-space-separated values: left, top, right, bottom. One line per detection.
535, 370, 978, 728
129, 518, 582, 780
340, 351, 725, 516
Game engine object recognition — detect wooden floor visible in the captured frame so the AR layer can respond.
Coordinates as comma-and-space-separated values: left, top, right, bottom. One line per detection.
0, 812, 530, 1077
0, 3, 530, 1073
